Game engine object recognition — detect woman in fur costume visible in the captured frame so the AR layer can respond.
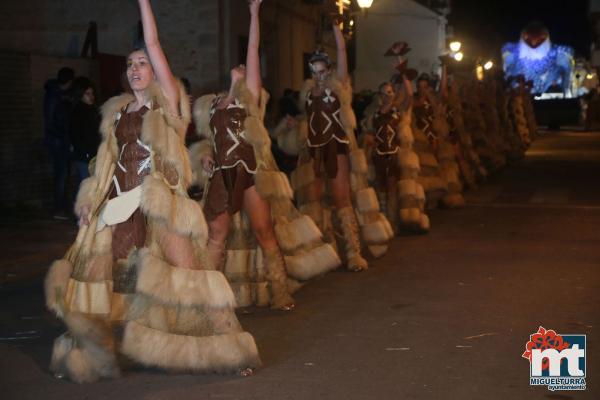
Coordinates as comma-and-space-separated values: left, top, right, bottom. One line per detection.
494, 77, 527, 161
461, 80, 507, 173
429, 65, 465, 208
290, 17, 393, 270
190, 0, 340, 310
44, 0, 260, 382
446, 78, 487, 185
362, 61, 430, 233
412, 73, 449, 209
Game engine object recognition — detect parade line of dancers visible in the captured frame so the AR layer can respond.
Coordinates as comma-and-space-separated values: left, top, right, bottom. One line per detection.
44, 0, 536, 383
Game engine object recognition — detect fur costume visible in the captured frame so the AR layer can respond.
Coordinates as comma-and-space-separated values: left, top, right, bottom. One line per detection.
481, 80, 512, 162
430, 99, 466, 208
461, 81, 506, 173
510, 89, 532, 147
290, 75, 394, 260
495, 83, 527, 161
412, 92, 448, 209
45, 80, 260, 382
521, 88, 538, 141
362, 95, 429, 233
446, 81, 486, 186
190, 79, 340, 307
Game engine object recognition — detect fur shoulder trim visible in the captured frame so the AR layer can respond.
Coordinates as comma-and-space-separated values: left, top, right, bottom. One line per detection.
193, 94, 217, 139
231, 78, 270, 120
146, 79, 191, 137
99, 93, 134, 139
299, 79, 316, 113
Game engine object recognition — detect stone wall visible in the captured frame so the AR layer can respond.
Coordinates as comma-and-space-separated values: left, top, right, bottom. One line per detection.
0, 0, 221, 93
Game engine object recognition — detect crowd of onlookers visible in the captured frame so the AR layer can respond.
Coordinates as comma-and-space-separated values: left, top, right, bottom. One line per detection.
43, 67, 100, 220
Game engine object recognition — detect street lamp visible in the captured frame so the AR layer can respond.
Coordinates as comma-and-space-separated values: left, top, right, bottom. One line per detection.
454, 51, 464, 61
357, 0, 374, 8
484, 60, 494, 70
476, 65, 484, 81
449, 41, 462, 52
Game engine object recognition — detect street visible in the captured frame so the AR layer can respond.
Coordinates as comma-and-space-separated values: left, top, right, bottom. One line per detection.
1, 130, 599, 399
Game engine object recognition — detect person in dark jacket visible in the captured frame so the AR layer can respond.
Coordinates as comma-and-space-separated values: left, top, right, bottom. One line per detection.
69, 77, 101, 196
44, 67, 75, 219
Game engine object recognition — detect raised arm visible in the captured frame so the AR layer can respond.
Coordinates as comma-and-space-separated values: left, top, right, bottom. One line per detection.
138, 0, 179, 113
400, 74, 414, 110
245, 0, 262, 106
439, 64, 448, 100
333, 22, 349, 83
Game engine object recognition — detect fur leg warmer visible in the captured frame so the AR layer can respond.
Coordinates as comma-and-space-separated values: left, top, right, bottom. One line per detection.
337, 207, 368, 271
263, 247, 295, 310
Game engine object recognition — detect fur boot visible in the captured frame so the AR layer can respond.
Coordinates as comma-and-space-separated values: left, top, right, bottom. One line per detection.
263, 247, 295, 310
337, 207, 368, 271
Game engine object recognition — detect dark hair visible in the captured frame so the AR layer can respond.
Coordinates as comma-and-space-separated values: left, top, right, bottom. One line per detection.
181, 77, 192, 95
128, 44, 149, 60
417, 73, 431, 84
57, 67, 75, 84
72, 76, 95, 103
378, 82, 392, 92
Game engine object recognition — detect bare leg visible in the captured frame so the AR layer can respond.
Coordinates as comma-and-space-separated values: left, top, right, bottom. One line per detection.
243, 186, 294, 310
207, 212, 232, 270
158, 228, 199, 269
330, 154, 352, 209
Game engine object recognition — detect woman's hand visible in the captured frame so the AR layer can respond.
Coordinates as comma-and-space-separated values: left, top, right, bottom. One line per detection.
201, 155, 215, 173
78, 206, 90, 227
248, 0, 262, 15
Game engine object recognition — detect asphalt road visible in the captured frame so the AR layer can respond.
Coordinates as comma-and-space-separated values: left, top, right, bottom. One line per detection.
1, 131, 599, 400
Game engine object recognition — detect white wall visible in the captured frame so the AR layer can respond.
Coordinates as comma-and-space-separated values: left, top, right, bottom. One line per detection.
354, 0, 446, 92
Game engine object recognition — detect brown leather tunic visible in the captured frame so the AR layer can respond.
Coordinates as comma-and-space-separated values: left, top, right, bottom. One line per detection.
210, 97, 257, 172
204, 96, 257, 221
373, 107, 401, 155
372, 107, 401, 190
413, 97, 436, 142
109, 105, 152, 261
305, 87, 350, 179
306, 88, 349, 147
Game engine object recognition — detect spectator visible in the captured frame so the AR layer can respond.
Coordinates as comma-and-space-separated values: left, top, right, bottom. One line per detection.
69, 77, 100, 199
44, 67, 75, 220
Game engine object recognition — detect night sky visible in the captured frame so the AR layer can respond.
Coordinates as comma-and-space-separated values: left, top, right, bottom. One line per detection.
449, 0, 592, 58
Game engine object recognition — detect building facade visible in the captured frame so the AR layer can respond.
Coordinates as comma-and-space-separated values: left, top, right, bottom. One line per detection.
353, 0, 447, 92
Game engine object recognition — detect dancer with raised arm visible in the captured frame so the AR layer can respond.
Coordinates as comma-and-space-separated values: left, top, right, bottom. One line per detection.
45, 0, 259, 382
190, 0, 339, 310
290, 15, 393, 269
362, 46, 429, 233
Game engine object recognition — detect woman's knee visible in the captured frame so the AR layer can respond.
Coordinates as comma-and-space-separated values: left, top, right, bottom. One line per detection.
253, 224, 277, 247
208, 214, 230, 242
